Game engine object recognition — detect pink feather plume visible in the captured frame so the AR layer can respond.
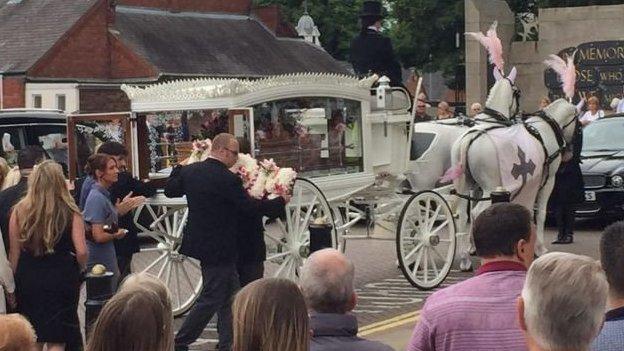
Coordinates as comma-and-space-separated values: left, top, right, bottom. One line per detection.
440, 163, 464, 183
543, 51, 577, 100
465, 21, 504, 73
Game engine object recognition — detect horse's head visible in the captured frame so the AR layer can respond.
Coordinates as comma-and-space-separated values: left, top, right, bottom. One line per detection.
484, 67, 519, 119
543, 98, 578, 144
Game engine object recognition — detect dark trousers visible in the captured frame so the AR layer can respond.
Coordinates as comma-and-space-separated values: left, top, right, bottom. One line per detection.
116, 254, 133, 285
174, 264, 239, 351
556, 203, 575, 238
237, 261, 264, 287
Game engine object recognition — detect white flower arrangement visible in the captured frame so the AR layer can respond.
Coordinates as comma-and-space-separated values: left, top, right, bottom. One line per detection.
187, 138, 212, 164
185, 138, 297, 199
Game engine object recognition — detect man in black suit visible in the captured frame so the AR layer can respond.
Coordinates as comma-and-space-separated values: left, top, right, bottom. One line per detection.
0, 146, 47, 255
166, 133, 287, 351
350, 1, 402, 86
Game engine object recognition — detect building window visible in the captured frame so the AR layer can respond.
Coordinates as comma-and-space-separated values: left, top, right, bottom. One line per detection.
32, 94, 42, 108
56, 94, 66, 111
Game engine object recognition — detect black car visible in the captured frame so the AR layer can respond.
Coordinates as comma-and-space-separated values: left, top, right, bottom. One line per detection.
0, 109, 68, 171
575, 114, 624, 218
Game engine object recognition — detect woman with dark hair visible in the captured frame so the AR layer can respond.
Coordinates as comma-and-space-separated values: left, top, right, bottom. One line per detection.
8, 160, 87, 350
349, 1, 402, 85
82, 154, 127, 288
232, 278, 309, 351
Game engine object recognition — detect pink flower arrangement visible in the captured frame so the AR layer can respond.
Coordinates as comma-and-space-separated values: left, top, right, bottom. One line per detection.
186, 138, 296, 199
265, 168, 298, 198
231, 154, 297, 199
187, 138, 212, 163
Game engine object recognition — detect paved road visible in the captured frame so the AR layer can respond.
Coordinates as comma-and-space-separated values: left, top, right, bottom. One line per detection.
161, 218, 607, 350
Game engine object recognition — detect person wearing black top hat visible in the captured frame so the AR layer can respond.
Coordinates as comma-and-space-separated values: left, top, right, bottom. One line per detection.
350, 0, 402, 86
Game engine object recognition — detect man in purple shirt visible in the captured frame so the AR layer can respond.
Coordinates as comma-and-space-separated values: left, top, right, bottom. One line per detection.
407, 203, 536, 351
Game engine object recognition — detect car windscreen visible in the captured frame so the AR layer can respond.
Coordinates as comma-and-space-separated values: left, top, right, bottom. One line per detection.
583, 119, 624, 151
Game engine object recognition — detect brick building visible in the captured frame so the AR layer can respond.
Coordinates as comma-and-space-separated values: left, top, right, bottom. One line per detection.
0, 0, 348, 113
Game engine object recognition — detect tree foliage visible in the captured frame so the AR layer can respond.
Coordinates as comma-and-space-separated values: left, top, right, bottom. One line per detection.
253, 0, 365, 61
254, 0, 465, 89
389, 0, 465, 90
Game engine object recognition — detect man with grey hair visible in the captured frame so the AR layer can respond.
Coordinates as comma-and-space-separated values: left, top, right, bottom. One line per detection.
518, 252, 608, 351
301, 248, 393, 351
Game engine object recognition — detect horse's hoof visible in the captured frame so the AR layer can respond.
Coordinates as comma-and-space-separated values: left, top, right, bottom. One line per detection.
460, 257, 473, 272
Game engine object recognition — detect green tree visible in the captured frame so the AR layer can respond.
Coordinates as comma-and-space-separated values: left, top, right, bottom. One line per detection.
253, 0, 365, 61
389, 0, 465, 90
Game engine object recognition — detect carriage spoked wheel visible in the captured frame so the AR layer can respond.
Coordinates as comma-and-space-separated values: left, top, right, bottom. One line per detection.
396, 190, 456, 290
264, 178, 336, 281
133, 204, 203, 317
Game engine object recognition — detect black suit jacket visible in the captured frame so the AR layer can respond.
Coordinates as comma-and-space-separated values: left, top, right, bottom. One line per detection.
0, 178, 27, 254
109, 172, 157, 257
350, 29, 402, 85
237, 198, 284, 265
165, 158, 284, 267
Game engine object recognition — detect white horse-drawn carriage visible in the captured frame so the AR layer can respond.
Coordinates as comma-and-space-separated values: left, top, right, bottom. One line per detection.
67, 73, 468, 316
67, 49, 579, 317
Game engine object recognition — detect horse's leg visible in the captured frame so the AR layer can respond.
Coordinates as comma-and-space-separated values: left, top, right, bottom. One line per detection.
534, 165, 558, 256
454, 196, 471, 270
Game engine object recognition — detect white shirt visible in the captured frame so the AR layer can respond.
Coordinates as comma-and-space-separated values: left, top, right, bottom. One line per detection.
580, 110, 604, 124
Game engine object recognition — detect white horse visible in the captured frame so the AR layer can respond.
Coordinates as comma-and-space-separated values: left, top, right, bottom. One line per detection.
450, 98, 578, 265
407, 67, 519, 191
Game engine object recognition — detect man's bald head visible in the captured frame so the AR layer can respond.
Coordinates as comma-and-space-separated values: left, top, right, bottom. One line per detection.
210, 133, 239, 168
300, 248, 356, 314
211, 133, 237, 151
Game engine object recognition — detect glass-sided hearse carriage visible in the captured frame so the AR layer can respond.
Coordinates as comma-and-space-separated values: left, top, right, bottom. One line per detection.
68, 74, 459, 316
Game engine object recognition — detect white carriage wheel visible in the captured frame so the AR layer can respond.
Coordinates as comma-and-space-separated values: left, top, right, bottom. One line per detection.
331, 205, 347, 253
396, 190, 456, 290
134, 205, 202, 317
264, 178, 336, 281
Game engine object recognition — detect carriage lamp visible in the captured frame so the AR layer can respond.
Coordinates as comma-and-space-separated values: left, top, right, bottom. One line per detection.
611, 175, 623, 187
376, 76, 392, 109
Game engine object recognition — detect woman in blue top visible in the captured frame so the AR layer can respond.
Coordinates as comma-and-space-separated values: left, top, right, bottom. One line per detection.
83, 154, 127, 288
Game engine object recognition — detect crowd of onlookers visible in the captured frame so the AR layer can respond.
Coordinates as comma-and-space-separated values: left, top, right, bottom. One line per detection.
412, 93, 616, 124
0, 137, 623, 351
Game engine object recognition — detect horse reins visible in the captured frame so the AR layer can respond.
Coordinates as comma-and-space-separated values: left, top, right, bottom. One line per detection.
523, 110, 576, 189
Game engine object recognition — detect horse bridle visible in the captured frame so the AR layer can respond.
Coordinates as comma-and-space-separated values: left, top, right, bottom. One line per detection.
480, 78, 521, 127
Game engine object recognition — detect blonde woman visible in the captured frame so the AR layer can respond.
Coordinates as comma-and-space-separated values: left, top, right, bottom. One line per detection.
232, 278, 310, 351
579, 96, 605, 126
8, 160, 87, 351
86, 273, 174, 351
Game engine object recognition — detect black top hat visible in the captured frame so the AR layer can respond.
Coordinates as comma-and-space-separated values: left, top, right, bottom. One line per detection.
359, 1, 384, 19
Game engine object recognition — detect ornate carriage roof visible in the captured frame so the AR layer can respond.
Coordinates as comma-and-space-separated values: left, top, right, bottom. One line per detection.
121, 73, 378, 111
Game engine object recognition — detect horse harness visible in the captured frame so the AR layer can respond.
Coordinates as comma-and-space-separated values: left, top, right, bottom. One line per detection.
456, 109, 571, 201
523, 110, 573, 190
